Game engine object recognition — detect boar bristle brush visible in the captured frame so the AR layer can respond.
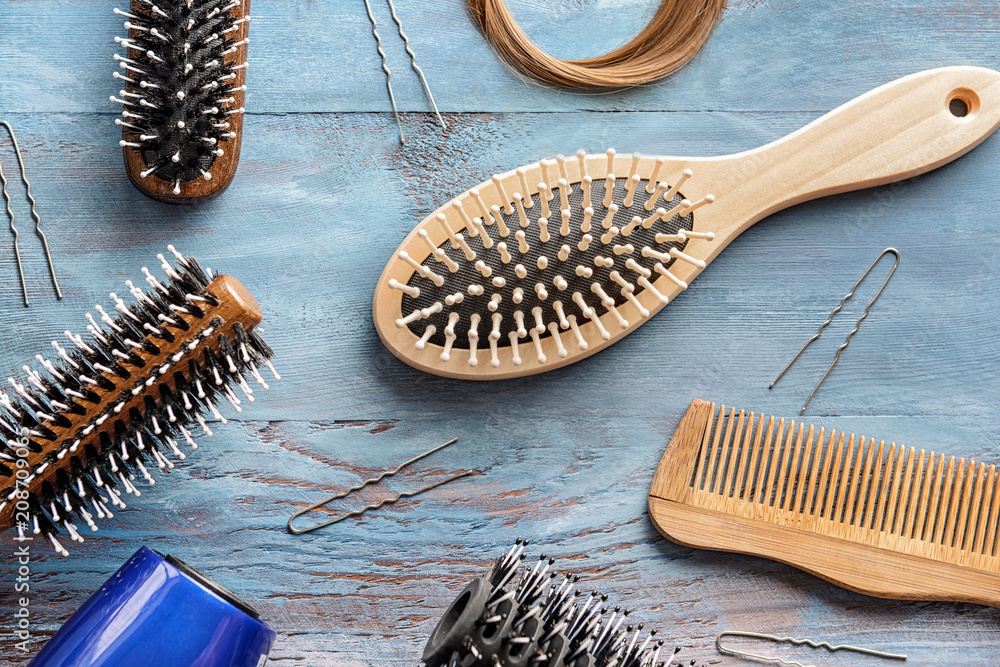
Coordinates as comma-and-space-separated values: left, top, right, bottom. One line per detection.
112, 0, 251, 203
374, 67, 1000, 379
421, 540, 691, 667
0, 246, 278, 556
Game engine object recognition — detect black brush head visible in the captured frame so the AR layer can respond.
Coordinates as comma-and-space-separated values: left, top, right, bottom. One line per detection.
375, 151, 722, 376
113, 0, 248, 189
421, 541, 684, 667
0, 246, 276, 556
401, 176, 696, 352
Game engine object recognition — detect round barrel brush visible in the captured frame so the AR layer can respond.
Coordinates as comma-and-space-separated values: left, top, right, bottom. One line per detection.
0, 245, 277, 556
421, 539, 691, 667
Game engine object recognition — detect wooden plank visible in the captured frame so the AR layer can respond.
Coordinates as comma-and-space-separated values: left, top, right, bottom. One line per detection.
0, 112, 998, 420
0, 0, 998, 113
2, 0, 1000, 663
1, 415, 998, 664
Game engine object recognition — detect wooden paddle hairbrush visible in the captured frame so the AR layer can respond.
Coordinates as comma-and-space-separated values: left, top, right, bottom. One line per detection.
0, 246, 277, 556
374, 67, 1000, 379
649, 399, 1000, 608
112, 0, 251, 203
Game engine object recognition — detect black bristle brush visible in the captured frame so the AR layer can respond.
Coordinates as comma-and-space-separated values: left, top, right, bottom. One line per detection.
421, 540, 691, 667
0, 246, 278, 555
112, 0, 251, 203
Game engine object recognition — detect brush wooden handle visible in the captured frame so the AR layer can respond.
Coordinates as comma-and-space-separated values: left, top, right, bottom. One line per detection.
683, 66, 1000, 259
635, 66, 1000, 350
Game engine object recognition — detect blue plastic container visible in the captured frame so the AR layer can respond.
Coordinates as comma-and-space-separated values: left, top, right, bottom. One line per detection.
29, 546, 275, 667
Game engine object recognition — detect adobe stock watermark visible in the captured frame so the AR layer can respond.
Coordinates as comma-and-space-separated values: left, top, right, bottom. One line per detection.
9, 427, 34, 653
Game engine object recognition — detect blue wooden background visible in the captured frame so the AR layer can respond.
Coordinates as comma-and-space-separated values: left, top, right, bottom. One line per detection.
2, 0, 1000, 664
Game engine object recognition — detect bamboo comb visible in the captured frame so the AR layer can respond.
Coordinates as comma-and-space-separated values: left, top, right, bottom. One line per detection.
374, 66, 1000, 379
0, 246, 277, 556
648, 399, 1000, 608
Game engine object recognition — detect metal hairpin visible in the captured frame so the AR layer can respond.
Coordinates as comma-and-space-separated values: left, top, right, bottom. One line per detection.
287, 437, 475, 534
362, 0, 446, 144
385, 0, 447, 132
717, 631, 907, 667
0, 121, 62, 306
362, 0, 405, 143
771, 247, 899, 412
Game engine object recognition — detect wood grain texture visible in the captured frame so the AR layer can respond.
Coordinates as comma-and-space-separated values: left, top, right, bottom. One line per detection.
2, 0, 1000, 664
649, 399, 1000, 608
0, 273, 264, 531
3, 0, 1000, 114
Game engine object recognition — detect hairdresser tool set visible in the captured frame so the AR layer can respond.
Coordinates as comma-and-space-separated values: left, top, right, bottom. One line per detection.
0, 245, 277, 556
6, 0, 1000, 662
375, 66, 1000, 378
112, 0, 251, 203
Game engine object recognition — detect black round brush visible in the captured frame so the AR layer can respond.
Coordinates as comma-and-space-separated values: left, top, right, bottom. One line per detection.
421, 539, 689, 667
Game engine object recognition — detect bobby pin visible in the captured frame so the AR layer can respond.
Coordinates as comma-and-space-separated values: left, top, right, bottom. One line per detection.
362, 0, 446, 144
362, 0, 405, 144
385, 0, 446, 131
287, 437, 474, 534
0, 121, 62, 305
771, 247, 899, 412
717, 631, 907, 667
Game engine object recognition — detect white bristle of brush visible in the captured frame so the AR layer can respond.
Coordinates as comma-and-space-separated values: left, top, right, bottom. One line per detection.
0, 246, 276, 555
112, 0, 248, 188
420, 539, 685, 667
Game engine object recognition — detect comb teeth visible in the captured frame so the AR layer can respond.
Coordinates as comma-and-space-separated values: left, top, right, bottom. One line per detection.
684, 402, 1000, 569
0, 246, 276, 556
112, 0, 249, 191
421, 540, 685, 667
386, 150, 717, 371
